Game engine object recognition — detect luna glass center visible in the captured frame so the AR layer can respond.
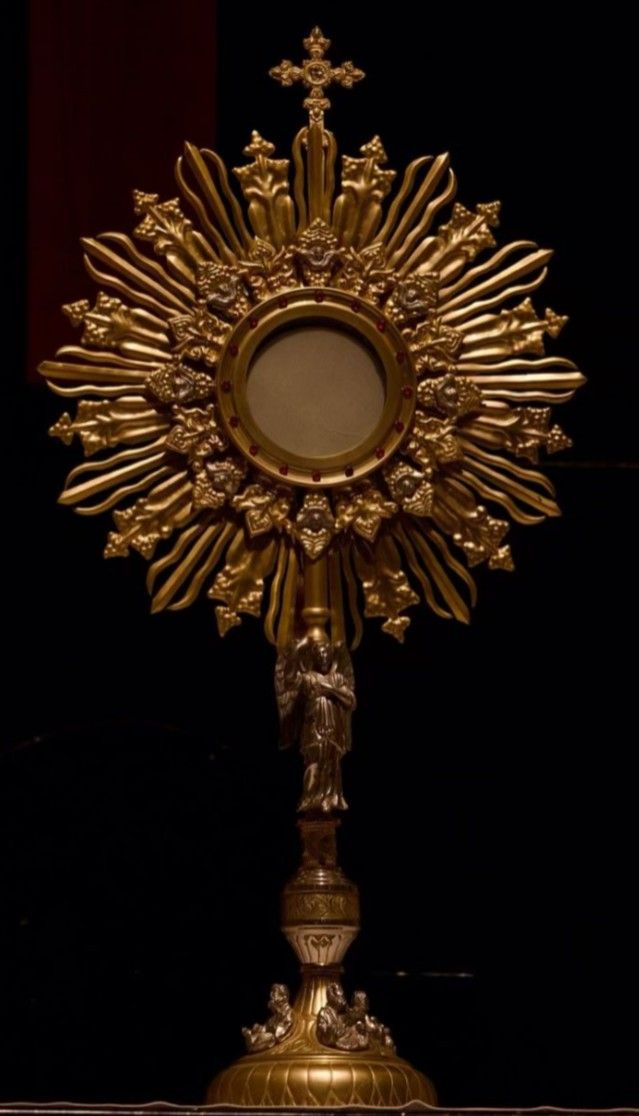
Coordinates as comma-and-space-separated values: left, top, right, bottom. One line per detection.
245, 325, 386, 459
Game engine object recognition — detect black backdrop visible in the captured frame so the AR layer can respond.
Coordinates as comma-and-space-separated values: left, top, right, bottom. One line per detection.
3, 1, 638, 1107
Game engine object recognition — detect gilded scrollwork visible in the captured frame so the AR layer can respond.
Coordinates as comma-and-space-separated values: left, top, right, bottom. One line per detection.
385, 275, 439, 326
502, 407, 572, 462
406, 413, 463, 472
336, 242, 394, 300
295, 494, 335, 559
168, 308, 228, 367
196, 262, 251, 319
132, 191, 208, 278
295, 219, 343, 285
461, 297, 568, 359
353, 536, 420, 642
63, 292, 169, 355
146, 360, 215, 405
418, 373, 482, 419
192, 458, 246, 510
103, 476, 191, 560
244, 243, 297, 299
282, 889, 358, 923
334, 483, 397, 543
408, 315, 463, 375
234, 132, 295, 247
165, 404, 228, 458
430, 200, 501, 270
231, 482, 293, 538
209, 534, 278, 636
383, 461, 434, 517
50, 399, 169, 457
436, 501, 514, 570
333, 136, 396, 248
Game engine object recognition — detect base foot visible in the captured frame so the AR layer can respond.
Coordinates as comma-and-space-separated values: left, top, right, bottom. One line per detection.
207, 975, 436, 1108
208, 1046, 436, 1108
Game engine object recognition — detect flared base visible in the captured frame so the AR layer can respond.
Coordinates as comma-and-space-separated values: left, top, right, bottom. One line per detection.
206, 1049, 437, 1111
207, 975, 436, 1108
207, 1045, 436, 1107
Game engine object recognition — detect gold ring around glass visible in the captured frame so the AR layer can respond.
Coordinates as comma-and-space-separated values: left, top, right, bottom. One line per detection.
216, 288, 417, 488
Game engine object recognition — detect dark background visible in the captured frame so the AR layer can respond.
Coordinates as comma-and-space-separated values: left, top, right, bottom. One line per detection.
3, 1, 638, 1107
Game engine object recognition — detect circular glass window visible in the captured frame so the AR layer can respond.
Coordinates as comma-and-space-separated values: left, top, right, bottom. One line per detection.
246, 325, 386, 459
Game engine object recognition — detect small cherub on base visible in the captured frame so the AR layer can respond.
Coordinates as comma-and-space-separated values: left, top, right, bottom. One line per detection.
350, 989, 396, 1051
316, 982, 395, 1052
242, 983, 293, 1053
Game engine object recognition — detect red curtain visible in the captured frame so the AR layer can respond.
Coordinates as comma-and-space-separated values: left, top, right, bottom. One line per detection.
28, 0, 218, 380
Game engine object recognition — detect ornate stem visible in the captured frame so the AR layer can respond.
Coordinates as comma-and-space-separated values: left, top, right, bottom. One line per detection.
307, 125, 326, 223
207, 793, 437, 1106
302, 554, 330, 642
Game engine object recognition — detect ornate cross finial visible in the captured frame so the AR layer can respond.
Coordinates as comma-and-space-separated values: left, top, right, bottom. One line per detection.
269, 27, 364, 126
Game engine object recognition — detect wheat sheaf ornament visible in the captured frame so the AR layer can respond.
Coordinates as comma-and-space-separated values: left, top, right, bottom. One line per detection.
41, 30, 584, 1106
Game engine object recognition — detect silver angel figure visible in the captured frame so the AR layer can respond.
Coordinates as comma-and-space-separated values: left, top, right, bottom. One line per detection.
275, 638, 356, 814
316, 983, 396, 1052
317, 982, 369, 1051
242, 982, 293, 1053
350, 989, 396, 1050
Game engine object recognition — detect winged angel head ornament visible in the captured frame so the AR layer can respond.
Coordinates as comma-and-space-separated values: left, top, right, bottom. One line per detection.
40, 29, 583, 1107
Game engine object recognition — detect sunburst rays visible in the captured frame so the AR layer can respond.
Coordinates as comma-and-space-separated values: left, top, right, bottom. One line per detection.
41, 60, 583, 647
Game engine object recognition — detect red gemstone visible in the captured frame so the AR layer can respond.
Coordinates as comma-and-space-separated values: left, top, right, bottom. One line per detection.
229, 343, 239, 356
345, 465, 354, 477
314, 292, 325, 303
249, 317, 258, 328
229, 415, 240, 428
350, 301, 361, 312
376, 320, 386, 332
221, 380, 232, 392
395, 420, 405, 433
375, 447, 385, 459
279, 464, 289, 476
396, 351, 406, 364
249, 444, 259, 456
278, 297, 288, 308
402, 386, 413, 399
312, 470, 322, 482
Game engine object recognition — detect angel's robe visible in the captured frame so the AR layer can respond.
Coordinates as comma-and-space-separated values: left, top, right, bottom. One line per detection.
298, 667, 352, 812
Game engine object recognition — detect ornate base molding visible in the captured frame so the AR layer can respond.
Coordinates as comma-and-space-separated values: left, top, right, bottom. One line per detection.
207, 815, 435, 1107
207, 973, 435, 1107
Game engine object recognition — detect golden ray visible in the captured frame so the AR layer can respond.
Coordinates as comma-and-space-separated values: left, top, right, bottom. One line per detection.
150, 521, 231, 614
264, 541, 289, 646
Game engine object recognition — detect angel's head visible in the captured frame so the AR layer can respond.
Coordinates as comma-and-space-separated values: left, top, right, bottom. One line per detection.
268, 983, 289, 1013
326, 982, 347, 1011
312, 638, 333, 674
352, 990, 369, 1014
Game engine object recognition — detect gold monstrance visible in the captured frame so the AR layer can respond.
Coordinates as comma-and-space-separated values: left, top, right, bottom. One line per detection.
41, 29, 584, 1107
